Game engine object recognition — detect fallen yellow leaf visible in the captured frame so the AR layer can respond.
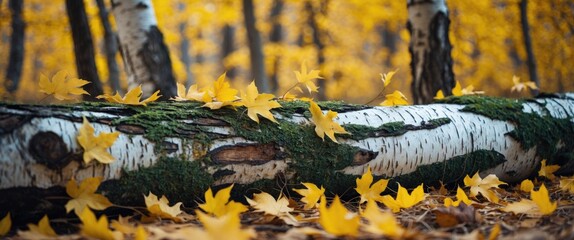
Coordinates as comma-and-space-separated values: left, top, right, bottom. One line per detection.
78, 208, 121, 240
444, 187, 473, 207
295, 61, 323, 94
173, 83, 210, 102
319, 196, 360, 237
502, 184, 556, 216
97, 85, 161, 106
18, 215, 57, 239
520, 179, 535, 192
355, 166, 388, 204
240, 81, 281, 123
538, 159, 560, 180
77, 116, 119, 164
199, 185, 248, 217
434, 90, 445, 100
202, 72, 241, 110
0, 213, 10, 237
464, 172, 506, 203
293, 182, 325, 210
309, 101, 349, 143
559, 176, 574, 194
144, 192, 183, 221
511, 75, 538, 93
196, 210, 256, 240
381, 184, 425, 213
246, 192, 293, 217
65, 177, 112, 216
39, 70, 89, 100
361, 200, 404, 237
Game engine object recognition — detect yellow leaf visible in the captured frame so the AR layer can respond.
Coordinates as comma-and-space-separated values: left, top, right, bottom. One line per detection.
110, 216, 136, 235
354, 166, 388, 204
39, 70, 89, 100
173, 83, 209, 102
452, 81, 463, 96
246, 192, 293, 217
78, 208, 121, 240
488, 223, 501, 240
381, 184, 425, 213
77, 117, 119, 164
0, 213, 11, 237
520, 179, 535, 192
434, 90, 445, 100
202, 72, 240, 109
531, 184, 557, 215
319, 196, 360, 237
135, 226, 148, 240
463, 172, 506, 203
511, 75, 538, 93
380, 69, 398, 88
501, 198, 537, 215
380, 90, 408, 106
144, 192, 183, 221
18, 215, 57, 239
444, 187, 472, 207
199, 185, 248, 217
240, 81, 281, 123
559, 176, 574, 194
538, 159, 560, 180
309, 101, 349, 143
295, 61, 323, 93
97, 85, 161, 106
293, 182, 325, 210
362, 200, 404, 237
196, 210, 256, 240
65, 177, 112, 216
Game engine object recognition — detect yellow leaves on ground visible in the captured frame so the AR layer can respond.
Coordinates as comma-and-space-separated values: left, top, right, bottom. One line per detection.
293, 183, 325, 210
195, 210, 256, 240
444, 187, 473, 207
380, 90, 408, 106
65, 177, 112, 216
362, 200, 404, 237
511, 75, 538, 93
295, 61, 323, 94
18, 215, 57, 239
381, 184, 426, 213
39, 70, 89, 100
538, 159, 560, 180
97, 85, 161, 106
199, 185, 248, 217
77, 116, 119, 164
560, 176, 574, 194
0, 213, 10, 236
464, 172, 506, 203
434, 81, 484, 99
355, 166, 388, 204
240, 81, 281, 123
319, 196, 360, 237
79, 208, 121, 240
502, 184, 557, 216
520, 179, 535, 192
246, 192, 293, 217
309, 101, 349, 143
144, 192, 183, 221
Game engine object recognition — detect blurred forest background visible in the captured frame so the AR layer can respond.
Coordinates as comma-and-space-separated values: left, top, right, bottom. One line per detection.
0, 0, 572, 103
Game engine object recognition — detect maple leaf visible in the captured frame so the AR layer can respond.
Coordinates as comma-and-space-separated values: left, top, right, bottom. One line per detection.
434, 90, 445, 100
110, 216, 136, 235
65, 177, 112, 216
144, 192, 183, 221
203, 72, 241, 109
452, 81, 463, 96
380, 90, 408, 106
511, 75, 538, 93
381, 184, 425, 213
309, 101, 349, 143
97, 85, 161, 106
380, 69, 398, 88
295, 61, 323, 93
196, 210, 256, 240
559, 176, 574, 194
464, 172, 506, 203
135, 226, 147, 240
240, 81, 282, 123
444, 187, 473, 207
319, 196, 360, 237
362, 200, 404, 237
355, 166, 388, 204
246, 192, 293, 217
293, 182, 325, 210
538, 159, 560, 180
520, 179, 535, 192
199, 185, 248, 217
502, 184, 557, 215
173, 83, 209, 102
77, 116, 119, 164
0, 213, 10, 237
39, 70, 89, 100
18, 215, 57, 239
78, 208, 121, 240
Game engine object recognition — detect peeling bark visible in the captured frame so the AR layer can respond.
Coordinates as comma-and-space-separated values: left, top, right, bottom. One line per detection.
5, 0, 25, 93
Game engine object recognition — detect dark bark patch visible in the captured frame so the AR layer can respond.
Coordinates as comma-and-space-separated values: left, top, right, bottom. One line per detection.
28, 131, 71, 170
212, 169, 236, 179
193, 118, 228, 126
116, 124, 146, 134
135, 2, 148, 9
352, 149, 378, 166
0, 114, 30, 134
210, 143, 284, 165
140, 26, 177, 99
160, 141, 178, 154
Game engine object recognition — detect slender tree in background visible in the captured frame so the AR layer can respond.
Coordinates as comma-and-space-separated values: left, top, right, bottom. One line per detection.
95, 0, 121, 93
111, 0, 177, 99
65, 0, 104, 100
306, 0, 328, 101
519, 0, 540, 96
177, 3, 194, 87
407, 0, 455, 104
5, 0, 25, 93
221, 24, 236, 79
268, 0, 284, 93
243, 0, 270, 93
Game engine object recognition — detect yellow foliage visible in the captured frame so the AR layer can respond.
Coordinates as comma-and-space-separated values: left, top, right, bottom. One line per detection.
293, 183, 325, 210
354, 166, 388, 204
195, 210, 256, 240
77, 116, 119, 164
560, 176, 574, 194
538, 159, 560, 180
239, 81, 281, 123
78, 208, 121, 240
443, 187, 473, 207
502, 184, 557, 216
381, 184, 425, 213
380, 90, 408, 106
318, 196, 360, 237
38, 70, 89, 100
464, 172, 506, 203
65, 177, 112, 216
199, 185, 248, 217
361, 200, 404, 237
0, 213, 10, 237
144, 192, 183, 221
309, 101, 349, 143
18, 215, 57, 239
97, 85, 161, 106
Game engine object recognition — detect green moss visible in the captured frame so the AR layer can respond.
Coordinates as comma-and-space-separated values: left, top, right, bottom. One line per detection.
344, 118, 451, 140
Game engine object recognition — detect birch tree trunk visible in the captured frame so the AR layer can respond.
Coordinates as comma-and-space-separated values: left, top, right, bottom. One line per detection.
407, 0, 455, 104
111, 0, 177, 99
2, 94, 574, 220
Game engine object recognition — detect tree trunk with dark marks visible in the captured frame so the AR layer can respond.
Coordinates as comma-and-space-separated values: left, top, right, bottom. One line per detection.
111, 0, 177, 99
519, 0, 540, 96
2, 94, 574, 225
268, 0, 284, 93
65, 0, 104, 101
243, 0, 269, 92
407, 0, 455, 104
306, 0, 328, 101
221, 24, 236, 79
95, 0, 121, 94
4, 0, 25, 93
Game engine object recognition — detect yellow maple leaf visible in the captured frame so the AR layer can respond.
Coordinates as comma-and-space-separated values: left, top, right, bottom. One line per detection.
309, 101, 349, 143
381, 184, 425, 213
295, 61, 323, 94
355, 166, 388, 204
97, 85, 161, 106
246, 192, 293, 217
434, 90, 445, 100
502, 184, 557, 215
538, 159, 560, 180
319, 196, 360, 237
77, 116, 119, 164
39, 70, 89, 100
79, 208, 121, 240
362, 200, 404, 237
0, 213, 10, 237
144, 192, 183, 221
511, 75, 538, 93
240, 81, 281, 123
559, 176, 574, 194
463, 172, 506, 203
444, 187, 473, 207
380, 90, 408, 106
520, 179, 535, 192
135, 226, 147, 240
65, 177, 112, 216
199, 185, 248, 217
18, 215, 57, 239
196, 210, 256, 240
293, 182, 325, 210
203, 72, 241, 110
173, 83, 210, 102
110, 216, 136, 235
380, 69, 398, 88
